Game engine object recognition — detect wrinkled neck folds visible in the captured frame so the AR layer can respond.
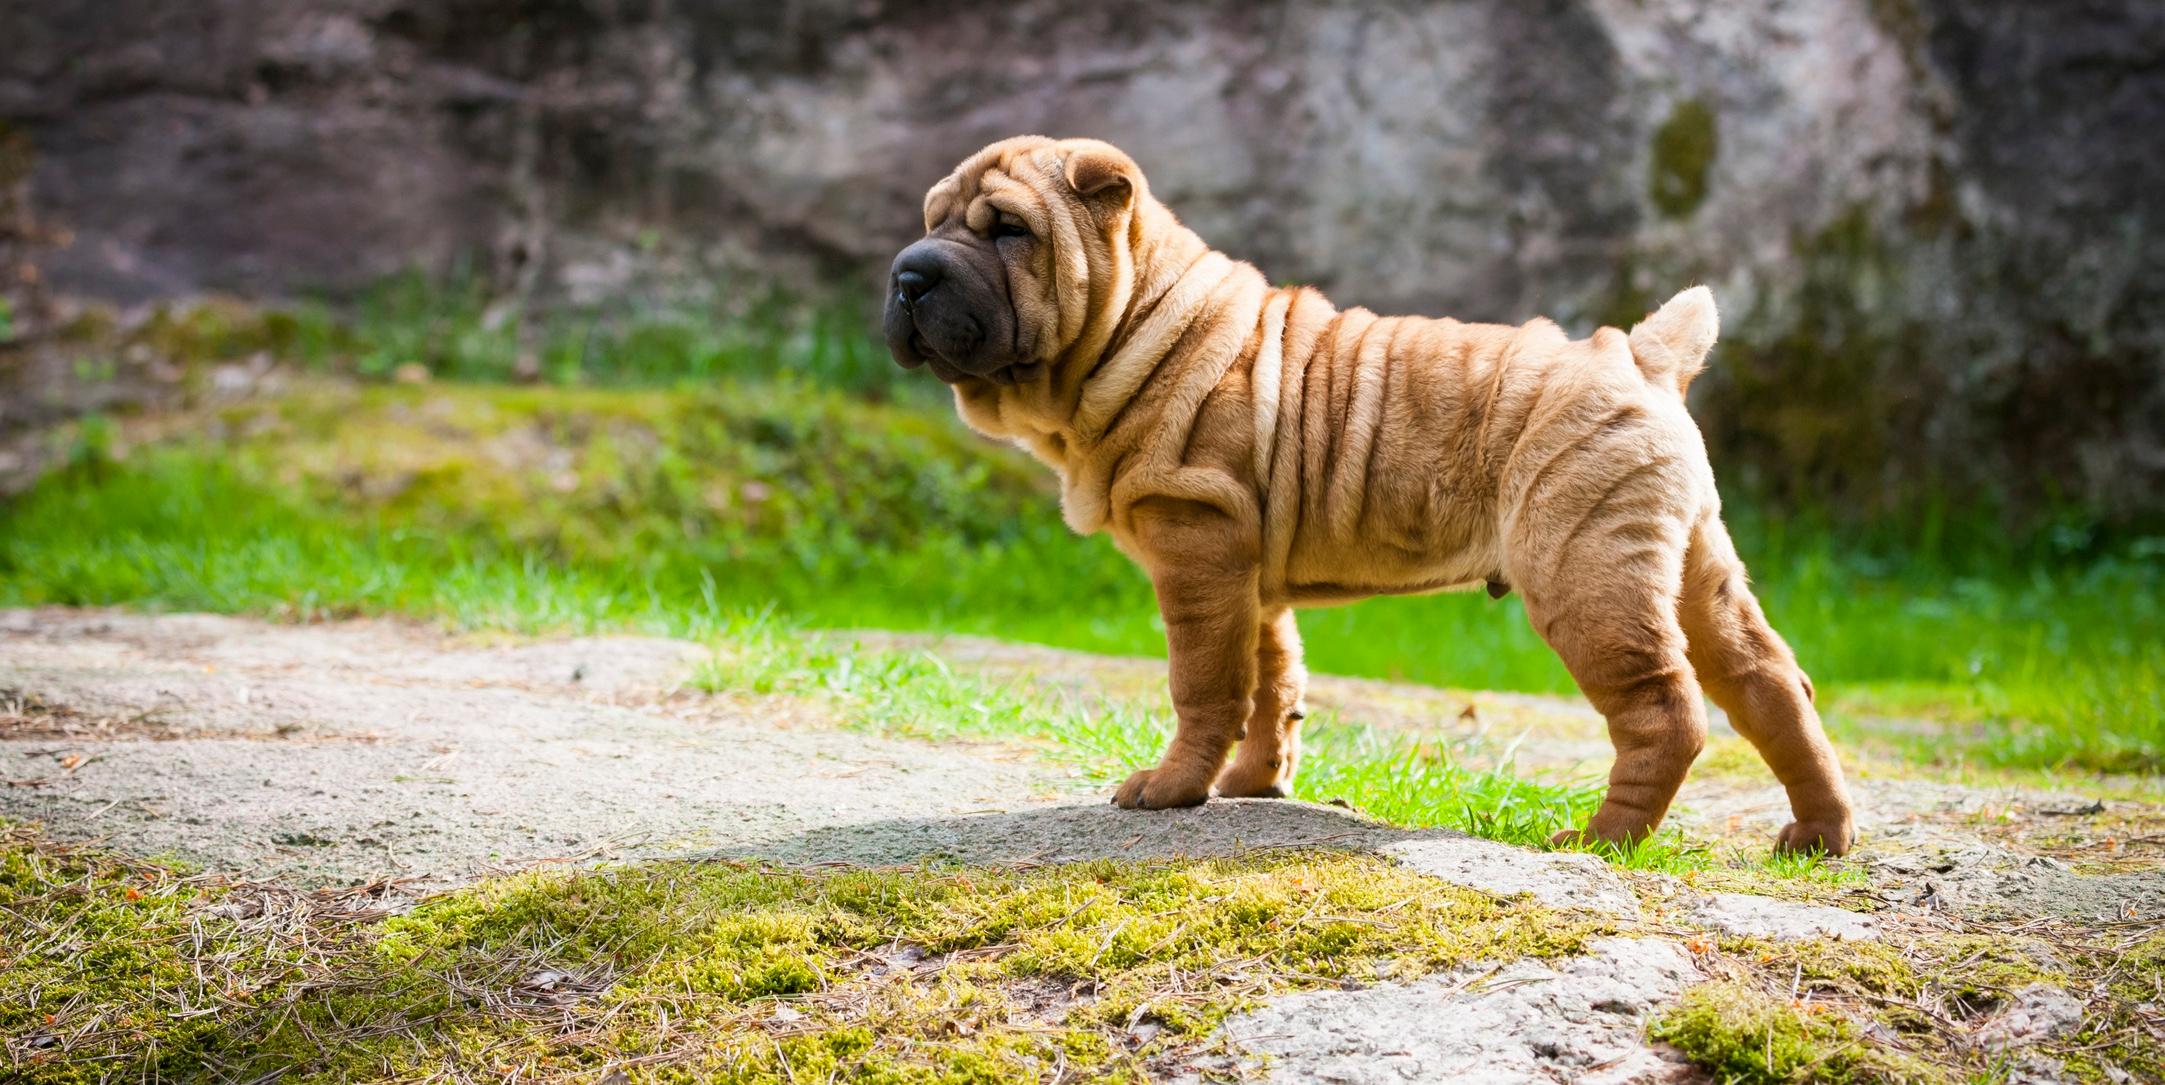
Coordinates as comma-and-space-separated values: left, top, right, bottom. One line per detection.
956, 206, 1217, 436
954, 217, 1269, 535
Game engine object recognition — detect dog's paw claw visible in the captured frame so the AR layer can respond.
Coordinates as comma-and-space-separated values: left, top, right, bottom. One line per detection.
1774, 820, 1854, 857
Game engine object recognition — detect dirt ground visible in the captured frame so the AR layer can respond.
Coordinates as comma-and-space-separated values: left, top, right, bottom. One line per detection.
4, 608, 2160, 1081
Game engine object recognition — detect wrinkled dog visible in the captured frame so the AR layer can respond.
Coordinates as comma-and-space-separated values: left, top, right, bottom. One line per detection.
883, 136, 1854, 854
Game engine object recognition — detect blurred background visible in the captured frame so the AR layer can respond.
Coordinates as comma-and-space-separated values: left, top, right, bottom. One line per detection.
1, 1, 2159, 770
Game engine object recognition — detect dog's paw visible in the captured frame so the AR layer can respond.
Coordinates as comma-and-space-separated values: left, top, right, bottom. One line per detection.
1112, 767, 1212, 810
1774, 819, 1854, 857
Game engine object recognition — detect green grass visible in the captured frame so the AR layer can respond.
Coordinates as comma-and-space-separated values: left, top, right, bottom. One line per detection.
2, 375, 2157, 774
1, 825, 1603, 1083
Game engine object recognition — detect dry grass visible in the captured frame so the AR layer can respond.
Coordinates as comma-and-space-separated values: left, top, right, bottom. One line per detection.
0, 823, 398, 1079
1658, 911, 2165, 1083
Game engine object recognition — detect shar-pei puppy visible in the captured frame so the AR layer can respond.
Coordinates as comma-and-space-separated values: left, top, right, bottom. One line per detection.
882, 136, 1855, 855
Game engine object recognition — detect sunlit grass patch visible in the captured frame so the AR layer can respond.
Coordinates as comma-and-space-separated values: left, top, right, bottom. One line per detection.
1815, 657, 2165, 780
1666, 848, 1873, 908
0, 825, 1606, 1083
0, 380, 1159, 646
1292, 718, 1596, 847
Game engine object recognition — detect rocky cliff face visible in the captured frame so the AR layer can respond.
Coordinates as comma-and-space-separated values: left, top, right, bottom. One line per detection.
3, 0, 2161, 521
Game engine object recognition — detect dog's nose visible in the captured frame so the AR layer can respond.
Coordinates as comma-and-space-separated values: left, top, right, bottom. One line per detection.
896, 268, 934, 303
891, 243, 945, 304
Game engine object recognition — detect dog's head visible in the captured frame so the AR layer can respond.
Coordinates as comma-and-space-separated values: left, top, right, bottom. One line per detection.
883, 136, 1153, 387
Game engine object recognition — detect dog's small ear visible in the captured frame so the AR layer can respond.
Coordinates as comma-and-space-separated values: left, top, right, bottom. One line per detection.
1062, 142, 1139, 205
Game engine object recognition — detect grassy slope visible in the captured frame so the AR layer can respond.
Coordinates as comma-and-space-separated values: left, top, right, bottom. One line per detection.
2, 379, 2158, 772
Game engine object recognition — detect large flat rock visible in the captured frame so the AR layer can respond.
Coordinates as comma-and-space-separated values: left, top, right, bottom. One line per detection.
0, 610, 1635, 910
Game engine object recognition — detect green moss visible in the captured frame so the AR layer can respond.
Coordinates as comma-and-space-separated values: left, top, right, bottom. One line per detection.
236, 381, 1054, 569
1665, 930, 2165, 1084
2110, 930, 2165, 1001
1693, 735, 1767, 780
325, 852, 1599, 1082
1650, 981, 1941, 1084
0, 826, 1607, 1083
52, 304, 117, 345
133, 298, 322, 366
1649, 98, 1718, 218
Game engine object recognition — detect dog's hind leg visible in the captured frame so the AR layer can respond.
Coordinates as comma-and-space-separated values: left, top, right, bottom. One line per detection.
1514, 498, 1706, 849
1680, 515, 1855, 854
1215, 607, 1308, 798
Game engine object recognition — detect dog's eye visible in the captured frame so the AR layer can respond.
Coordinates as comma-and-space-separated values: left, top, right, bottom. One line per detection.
992, 216, 1032, 241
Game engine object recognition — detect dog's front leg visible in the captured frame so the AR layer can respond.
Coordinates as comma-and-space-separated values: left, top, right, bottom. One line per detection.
1114, 497, 1259, 810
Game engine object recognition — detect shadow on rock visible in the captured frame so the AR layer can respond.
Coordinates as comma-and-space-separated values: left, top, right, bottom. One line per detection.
710, 799, 1641, 916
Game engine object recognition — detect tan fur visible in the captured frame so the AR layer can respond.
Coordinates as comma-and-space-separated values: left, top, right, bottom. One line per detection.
914, 136, 1854, 854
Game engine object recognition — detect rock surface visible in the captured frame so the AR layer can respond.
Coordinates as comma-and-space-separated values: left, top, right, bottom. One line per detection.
1198, 937, 1704, 1084
0, 609, 1047, 891
13, 609, 1555, 893
1685, 890, 1880, 941
1974, 984, 2088, 1051
3, 1, 2163, 517
0, 609, 1666, 903
1678, 777, 2165, 924
1385, 835, 1640, 917
12, 607, 2154, 935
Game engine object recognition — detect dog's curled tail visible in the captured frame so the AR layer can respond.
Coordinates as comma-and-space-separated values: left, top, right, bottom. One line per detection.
1627, 286, 1719, 395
